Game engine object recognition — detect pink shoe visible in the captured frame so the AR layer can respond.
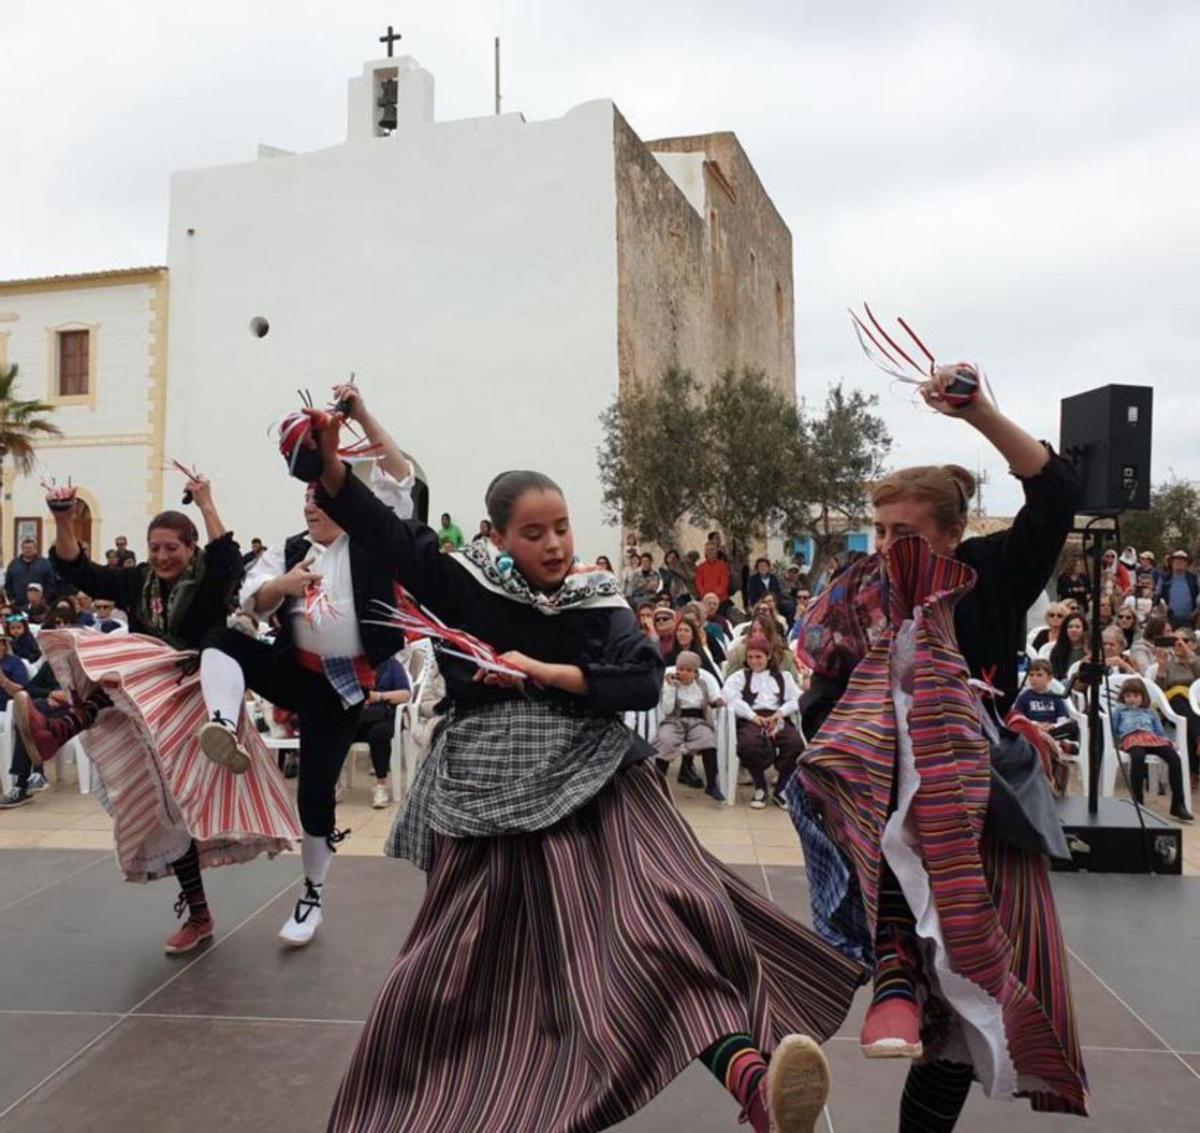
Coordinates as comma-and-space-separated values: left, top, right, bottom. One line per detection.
860, 998, 923, 1059
164, 914, 215, 955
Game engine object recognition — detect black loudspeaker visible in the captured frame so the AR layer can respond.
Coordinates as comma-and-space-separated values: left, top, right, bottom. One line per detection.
1059, 384, 1153, 514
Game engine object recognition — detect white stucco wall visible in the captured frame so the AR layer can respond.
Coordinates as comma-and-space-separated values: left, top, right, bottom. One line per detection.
165, 97, 622, 559
649, 151, 706, 217
0, 279, 160, 560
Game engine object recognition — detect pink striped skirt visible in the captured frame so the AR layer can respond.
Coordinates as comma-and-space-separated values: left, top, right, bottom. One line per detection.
40, 629, 299, 882
328, 760, 865, 1133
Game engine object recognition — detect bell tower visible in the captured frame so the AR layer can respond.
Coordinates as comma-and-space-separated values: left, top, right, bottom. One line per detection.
347, 33, 434, 142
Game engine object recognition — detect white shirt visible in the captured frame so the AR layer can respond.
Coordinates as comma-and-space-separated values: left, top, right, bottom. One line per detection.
659, 669, 723, 716
722, 669, 800, 721
241, 464, 413, 659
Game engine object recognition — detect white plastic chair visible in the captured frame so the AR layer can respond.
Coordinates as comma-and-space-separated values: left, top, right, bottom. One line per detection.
389, 643, 435, 805
0, 702, 13, 794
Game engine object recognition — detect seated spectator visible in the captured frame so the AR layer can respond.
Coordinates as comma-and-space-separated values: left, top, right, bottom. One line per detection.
1135, 550, 1160, 591
1153, 627, 1200, 775
1013, 659, 1079, 752
5, 614, 40, 663
666, 615, 720, 679
1124, 577, 1159, 620
91, 598, 125, 634
654, 652, 725, 802
746, 557, 782, 608
1095, 597, 1114, 628
1113, 605, 1141, 652
658, 548, 693, 606
653, 593, 674, 610
242, 537, 267, 568
353, 653, 412, 809
651, 606, 678, 659
24, 583, 49, 624
0, 633, 31, 709
0, 632, 61, 807
1049, 612, 1088, 680
722, 634, 803, 810
620, 547, 642, 599
474, 519, 493, 543
1098, 625, 1140, 676
1156, 550, 1199, 629
724, 613, 799, 679
1056, 556, 1091, 613
1031, 603, 1067, 653
635, 602, 656, 639
50, 595, 90, 629
73, 592, 97, 627
105, 549, 121, 567
1110, 678, 1192, 821
594, 555, 613, 573
629, 552, 662, 605
751, 595, 788, 633
1100, 548, 1133, 603
695, 542, 731, 612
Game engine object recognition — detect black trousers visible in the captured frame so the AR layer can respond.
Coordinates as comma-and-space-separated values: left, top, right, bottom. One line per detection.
354, 702, 396, 779
209, 628, 363, 838
1126, 744, 1186, 807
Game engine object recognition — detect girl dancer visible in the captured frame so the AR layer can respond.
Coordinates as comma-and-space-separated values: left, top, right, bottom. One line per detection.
787, 366, 1088, 1129
308, 418, 865, 1133
16, 475, 298, 953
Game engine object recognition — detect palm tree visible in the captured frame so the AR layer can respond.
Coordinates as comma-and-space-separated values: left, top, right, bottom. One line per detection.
0, 363, 61, 560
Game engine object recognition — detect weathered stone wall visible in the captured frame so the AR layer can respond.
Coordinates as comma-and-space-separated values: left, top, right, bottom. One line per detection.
613, 114, 795, 403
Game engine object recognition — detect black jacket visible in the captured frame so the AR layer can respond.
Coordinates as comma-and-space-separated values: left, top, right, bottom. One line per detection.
51, 533, 244, 650
802, 450, 1081, 732
314, 471, 662, 716
275, 532, 404, 667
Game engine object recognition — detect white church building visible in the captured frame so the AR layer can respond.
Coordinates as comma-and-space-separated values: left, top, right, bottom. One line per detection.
1, 55, 794, 562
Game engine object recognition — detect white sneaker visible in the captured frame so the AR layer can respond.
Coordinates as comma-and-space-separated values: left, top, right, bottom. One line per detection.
198, 718, 250, 774
750, 788, 768, 810
371, 782, 390, 809
278, 880, 323, 947
27, 771, 50, 793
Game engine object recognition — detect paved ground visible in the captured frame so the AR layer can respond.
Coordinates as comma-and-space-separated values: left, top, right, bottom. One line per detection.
2, 764, 1199, 1131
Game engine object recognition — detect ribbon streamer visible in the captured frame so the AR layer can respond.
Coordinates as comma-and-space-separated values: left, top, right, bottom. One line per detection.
367, 590, 526, 679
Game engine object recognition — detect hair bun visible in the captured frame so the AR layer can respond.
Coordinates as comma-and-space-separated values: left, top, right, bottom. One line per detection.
942, 464, 977, 502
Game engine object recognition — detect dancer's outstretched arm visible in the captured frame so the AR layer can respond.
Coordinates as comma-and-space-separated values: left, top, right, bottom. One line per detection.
923, 366, 1048, 477
183, 474, 228, 543
331, 382, 413, 484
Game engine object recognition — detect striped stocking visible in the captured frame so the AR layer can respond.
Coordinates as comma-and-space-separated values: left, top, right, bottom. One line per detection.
700, 1034, 769, 1131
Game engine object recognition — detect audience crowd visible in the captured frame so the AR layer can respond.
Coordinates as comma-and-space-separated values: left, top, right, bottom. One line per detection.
5, 524, 1198, 824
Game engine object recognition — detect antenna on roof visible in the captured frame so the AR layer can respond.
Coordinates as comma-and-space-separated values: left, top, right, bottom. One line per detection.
494, 37, 502, 115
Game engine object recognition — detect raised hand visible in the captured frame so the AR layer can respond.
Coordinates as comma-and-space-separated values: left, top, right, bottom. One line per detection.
45, 482, 79, 515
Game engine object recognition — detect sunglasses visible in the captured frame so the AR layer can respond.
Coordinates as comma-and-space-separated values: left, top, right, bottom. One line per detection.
1047, 612, 1064, 619
654, 615, 674, 623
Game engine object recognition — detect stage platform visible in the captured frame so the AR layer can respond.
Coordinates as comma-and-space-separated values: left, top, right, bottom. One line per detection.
2, 842, 1198, 1131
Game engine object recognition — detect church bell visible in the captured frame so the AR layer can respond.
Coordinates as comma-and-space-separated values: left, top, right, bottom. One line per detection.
377, 78, 399, 133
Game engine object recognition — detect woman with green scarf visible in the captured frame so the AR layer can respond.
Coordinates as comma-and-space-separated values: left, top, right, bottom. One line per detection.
15, 474, 299, 955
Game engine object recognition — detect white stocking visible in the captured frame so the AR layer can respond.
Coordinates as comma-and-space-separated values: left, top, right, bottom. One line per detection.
301, 833, 334, 888
200, 648, 245, 728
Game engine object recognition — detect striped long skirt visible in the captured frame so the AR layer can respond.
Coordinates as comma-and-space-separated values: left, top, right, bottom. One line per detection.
41, 629, 300, 882
328, 760, 865, 1133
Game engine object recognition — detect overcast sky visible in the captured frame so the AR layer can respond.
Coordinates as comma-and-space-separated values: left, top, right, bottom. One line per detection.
3, 1, 1196, 513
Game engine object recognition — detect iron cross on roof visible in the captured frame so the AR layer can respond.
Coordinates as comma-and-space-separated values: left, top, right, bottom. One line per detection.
379, 25, 402, 57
